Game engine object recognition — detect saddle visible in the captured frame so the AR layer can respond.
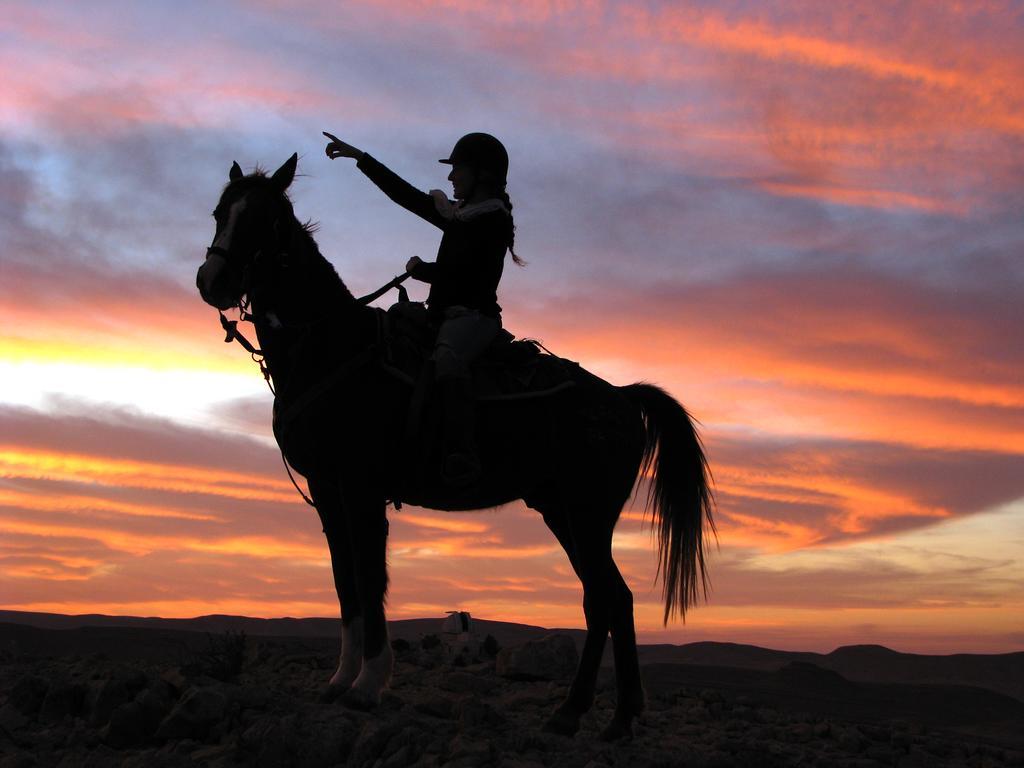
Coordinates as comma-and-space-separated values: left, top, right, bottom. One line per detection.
378, 301, 577, 401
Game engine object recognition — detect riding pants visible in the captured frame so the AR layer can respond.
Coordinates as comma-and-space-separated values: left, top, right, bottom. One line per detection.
431, 305, 501, 380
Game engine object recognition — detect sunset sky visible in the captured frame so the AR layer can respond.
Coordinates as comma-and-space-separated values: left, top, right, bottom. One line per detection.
2, 1, 1022, 654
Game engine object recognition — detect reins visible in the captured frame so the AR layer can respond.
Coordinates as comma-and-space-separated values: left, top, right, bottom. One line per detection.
216, 271, 412, 509
217, 270, 410, 366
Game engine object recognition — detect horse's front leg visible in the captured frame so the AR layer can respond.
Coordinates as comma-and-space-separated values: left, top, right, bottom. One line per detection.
340, 485, 393, 711
309, 475, 363, 696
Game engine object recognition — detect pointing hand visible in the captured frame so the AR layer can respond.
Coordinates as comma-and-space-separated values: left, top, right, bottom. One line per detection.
323, 131, 364, 161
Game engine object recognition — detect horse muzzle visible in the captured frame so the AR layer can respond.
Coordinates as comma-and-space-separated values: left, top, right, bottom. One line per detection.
197, 250, 240, 310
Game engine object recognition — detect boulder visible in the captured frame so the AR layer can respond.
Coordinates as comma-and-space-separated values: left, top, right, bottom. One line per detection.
155, 685, 228, 741
456, 695, 505, 729
9, 675, 48, 717
414, 694, 457, 720
438, 670, 495, 695
347, 715, 420, 768
495, 634, 578, 681
135, 681, 174, 733
103, 701, 148, 749
38, 678, 87, 723
88, 669, 146, 727
239, 715, 287, 768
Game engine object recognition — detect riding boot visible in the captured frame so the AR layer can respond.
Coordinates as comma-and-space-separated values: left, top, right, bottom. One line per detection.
437, 375, 481, 487
399, 359, 436, 494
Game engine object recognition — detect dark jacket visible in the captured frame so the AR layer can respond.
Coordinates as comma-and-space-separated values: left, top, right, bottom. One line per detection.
357, 153, 511, 319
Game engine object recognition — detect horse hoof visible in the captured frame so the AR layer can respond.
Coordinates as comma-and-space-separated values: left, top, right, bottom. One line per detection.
341, 687, 379, 711
599, 717, 634, 742
321, 683, 349, 703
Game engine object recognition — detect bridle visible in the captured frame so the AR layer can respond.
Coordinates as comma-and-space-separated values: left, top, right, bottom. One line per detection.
205, 205, 412, 511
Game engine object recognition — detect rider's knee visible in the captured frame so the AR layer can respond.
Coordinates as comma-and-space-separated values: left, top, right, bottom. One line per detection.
432, 346, 467, 380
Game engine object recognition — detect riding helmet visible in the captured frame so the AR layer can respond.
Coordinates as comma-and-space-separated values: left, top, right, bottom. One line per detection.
439, 133, 508, 181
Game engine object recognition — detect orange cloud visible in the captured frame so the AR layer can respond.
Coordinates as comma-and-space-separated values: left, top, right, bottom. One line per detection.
0, 488, 222, 523
0, 447, 297, 504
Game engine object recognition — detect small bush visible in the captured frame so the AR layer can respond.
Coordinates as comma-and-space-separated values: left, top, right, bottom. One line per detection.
188, 630, 247, 681
391, 637, 411, 653
420, 634, 441, 650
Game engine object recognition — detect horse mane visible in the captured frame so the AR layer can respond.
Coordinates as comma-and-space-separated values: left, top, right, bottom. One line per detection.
224, 170, 354, 306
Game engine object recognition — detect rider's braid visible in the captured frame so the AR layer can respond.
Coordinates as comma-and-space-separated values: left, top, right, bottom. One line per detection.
496, 186, 525, 267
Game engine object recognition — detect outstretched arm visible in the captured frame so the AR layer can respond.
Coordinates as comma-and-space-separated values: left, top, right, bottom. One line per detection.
323, 130, 447, 230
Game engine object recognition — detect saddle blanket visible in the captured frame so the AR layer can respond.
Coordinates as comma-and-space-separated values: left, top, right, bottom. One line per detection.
379, 302, 577, 401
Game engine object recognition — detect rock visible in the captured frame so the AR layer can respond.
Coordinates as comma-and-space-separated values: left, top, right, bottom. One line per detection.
135, 681, 174, 733
62, 718, 99, 749
836, 726, 866, 753
0, 752, 37, 768
380, 691, 406, 711
889, 722, 912, 751
784, 723, 815, 743
495, 634, 578, 681
239, 715, 288, 767
189, 744, 232, 763
381, 743, 414, 768
103, 701, 149, 748
38, 678, 87, 723
9, 675, 48, 716
898, 747, 937, 768
699, 688, 725, 704
65, 744, 119, 767
233, 682, 271, 712
348, 715, 420, 768
0, 704, 28, 735
497, 686, 552, 711
438, 670, 496, 695
414, 695, 457, 720
171, 737, 201, 756
303, 717, 359, 767
447, 734, 494, 767
160, 667, 188, 695
88, 670, 146, 727
457, 696, 505, 729
686, 702, 710, 723
155, 685, 228, 741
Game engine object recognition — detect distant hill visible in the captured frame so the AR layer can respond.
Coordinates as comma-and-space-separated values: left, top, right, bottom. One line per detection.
636, 640, 1024, 703
2, 610, 1021, 702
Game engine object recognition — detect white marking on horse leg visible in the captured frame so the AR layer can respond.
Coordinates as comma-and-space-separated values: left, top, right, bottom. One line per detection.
330, 615, 363, 688
349, 624, 394, 704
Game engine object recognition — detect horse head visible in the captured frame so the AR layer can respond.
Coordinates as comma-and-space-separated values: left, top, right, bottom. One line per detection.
197, 154, 298, 311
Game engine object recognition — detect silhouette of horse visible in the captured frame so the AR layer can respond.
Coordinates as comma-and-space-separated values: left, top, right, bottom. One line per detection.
196, 154, 715, 741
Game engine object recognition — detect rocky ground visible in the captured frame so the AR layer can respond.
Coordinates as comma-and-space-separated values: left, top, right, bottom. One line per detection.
1, 630, 1021, 768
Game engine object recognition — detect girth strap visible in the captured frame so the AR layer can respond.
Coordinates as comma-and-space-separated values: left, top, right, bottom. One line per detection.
272, 345, 377, 448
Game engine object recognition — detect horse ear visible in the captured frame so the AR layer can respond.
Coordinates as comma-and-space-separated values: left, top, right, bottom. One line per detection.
271, 153, 298, 191
229, 161, 243, 181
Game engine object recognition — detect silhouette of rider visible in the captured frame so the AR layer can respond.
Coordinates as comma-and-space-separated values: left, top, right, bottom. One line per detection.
323, 130, 521, 486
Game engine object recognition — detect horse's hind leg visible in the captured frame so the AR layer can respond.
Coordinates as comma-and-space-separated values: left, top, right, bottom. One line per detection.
538, 504, 616, 738
604, 561, 645, 740
309, 475, 363, 696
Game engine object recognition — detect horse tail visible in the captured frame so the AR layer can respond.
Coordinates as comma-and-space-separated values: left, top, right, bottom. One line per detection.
621, 383, 716, 625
